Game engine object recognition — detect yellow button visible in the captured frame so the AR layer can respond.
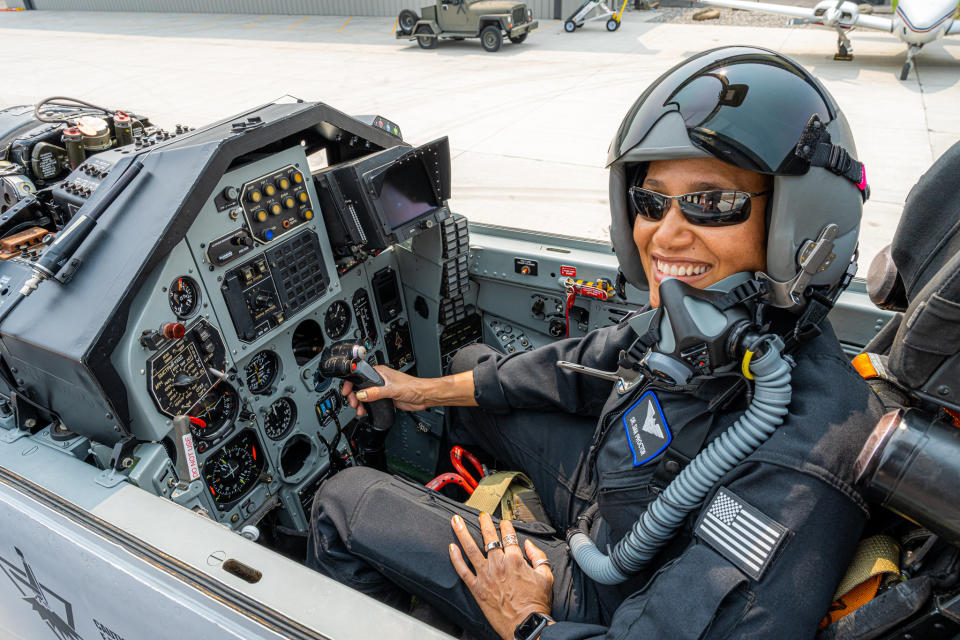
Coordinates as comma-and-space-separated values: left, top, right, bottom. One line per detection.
249, 190, 262, 203
278, 177, 290, 190
256, 209, 267, 222
284, 196, 295, 209
298, 191, 309, 203
264, 184, 276, 196
292, 172, 303, 184
271, 203, 282, 215
303, 209, 314, 220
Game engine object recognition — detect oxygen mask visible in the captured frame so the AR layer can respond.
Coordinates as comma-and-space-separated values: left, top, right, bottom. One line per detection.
641, 273, 761, 386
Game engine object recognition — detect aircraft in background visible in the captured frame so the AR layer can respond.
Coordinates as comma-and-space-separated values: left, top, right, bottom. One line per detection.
694, 0, 960, 79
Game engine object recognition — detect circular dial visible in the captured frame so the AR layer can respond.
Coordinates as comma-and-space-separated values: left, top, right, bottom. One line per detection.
244, 350, 279, 395
324, 301, 352, 340
188, 383, 239, 441
168, 276, 200, 319
263, 397, 297, 440
202, 431, 265, 507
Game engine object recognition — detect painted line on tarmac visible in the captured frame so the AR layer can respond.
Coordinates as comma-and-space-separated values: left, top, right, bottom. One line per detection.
289, 15, 309, 30
391, 16, 398, 33
338, 16, 352, 32
197, 13, 232, 29
244, 14, 270, 28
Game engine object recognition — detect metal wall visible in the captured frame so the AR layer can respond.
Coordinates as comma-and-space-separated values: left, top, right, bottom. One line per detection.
12, 0, 562, 19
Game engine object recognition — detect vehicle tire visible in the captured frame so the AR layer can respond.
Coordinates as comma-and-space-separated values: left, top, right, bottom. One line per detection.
606, 18, 620, 31
398, 9, 419, 35
416, 25, 437, 49
480, 25, 503, 52
900, 61, 911, 81
509, 32, 527, 44
564, 20, 576, 32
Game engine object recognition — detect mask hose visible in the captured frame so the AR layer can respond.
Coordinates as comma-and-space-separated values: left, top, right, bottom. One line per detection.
568, 338, 793, 585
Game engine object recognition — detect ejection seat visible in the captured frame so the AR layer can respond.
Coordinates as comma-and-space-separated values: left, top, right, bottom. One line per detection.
816, 139, 960, 639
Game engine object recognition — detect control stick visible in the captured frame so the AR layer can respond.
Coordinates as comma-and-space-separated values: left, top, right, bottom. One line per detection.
318, 344, 396, 471
318, 347, 395, 432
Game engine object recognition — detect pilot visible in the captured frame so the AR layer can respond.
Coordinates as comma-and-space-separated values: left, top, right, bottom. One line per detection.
307, 47, 882, 639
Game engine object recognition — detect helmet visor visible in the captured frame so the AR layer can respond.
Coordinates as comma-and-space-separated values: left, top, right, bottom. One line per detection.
608, 49, 835, 174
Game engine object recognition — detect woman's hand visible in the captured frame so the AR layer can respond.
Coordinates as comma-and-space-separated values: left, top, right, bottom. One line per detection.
449, 513, 554, 640
341, 366, 429, 416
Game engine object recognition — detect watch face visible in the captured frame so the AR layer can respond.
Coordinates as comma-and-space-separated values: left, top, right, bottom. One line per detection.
515, 612, 550, 640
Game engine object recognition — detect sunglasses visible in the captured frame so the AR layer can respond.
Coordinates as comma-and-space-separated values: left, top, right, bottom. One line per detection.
628, 186, 771, 227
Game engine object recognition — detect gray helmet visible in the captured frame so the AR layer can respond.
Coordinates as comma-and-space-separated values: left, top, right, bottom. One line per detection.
608, 46, 867, 310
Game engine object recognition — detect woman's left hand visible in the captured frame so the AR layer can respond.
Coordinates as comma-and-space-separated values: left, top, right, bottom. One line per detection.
449, 513, 554, 640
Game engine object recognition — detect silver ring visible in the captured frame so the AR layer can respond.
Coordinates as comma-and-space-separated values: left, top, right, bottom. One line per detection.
485, 540, 502, 553
533, 558, 551, 568
502, 534, 519, 547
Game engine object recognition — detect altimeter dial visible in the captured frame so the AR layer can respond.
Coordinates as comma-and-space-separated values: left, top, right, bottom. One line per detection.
244, 350, 279, 395
263, 397, 297, 441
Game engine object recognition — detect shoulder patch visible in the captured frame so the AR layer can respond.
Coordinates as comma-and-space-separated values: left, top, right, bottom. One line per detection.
621, 390, 671, 466
695, 487, 790, 581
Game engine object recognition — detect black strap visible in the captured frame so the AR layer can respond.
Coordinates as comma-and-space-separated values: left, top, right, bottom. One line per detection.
795, 114, 869, 201
619, 312, 660, 370
714, 279, 766, 311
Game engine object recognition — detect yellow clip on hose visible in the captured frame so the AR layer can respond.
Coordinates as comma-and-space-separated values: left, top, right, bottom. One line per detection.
741, 350, 755, 380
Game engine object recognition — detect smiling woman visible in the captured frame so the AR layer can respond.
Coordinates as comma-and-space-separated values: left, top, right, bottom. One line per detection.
308, 46, 883, 640
631, 157, 770, 307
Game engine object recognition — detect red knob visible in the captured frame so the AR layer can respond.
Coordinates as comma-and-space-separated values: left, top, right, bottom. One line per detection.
162, 323, 186, 339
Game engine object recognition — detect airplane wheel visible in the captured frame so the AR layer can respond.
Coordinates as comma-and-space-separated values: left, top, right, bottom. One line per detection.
606, 19, 620, 31
481, 25, 503, 52
900, 62, 911, 81
564, 20, 576, 32
398, 9, 419, 35
416, 25, 437, 49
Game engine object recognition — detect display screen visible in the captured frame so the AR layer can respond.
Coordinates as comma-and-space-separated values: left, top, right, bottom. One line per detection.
377, 160, 438, 229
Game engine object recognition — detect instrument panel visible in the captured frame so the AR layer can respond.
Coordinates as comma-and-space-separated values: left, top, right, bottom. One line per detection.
113, 144, 415, 532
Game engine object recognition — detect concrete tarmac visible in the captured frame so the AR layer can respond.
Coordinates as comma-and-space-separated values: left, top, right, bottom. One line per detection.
1, 8, 958, 269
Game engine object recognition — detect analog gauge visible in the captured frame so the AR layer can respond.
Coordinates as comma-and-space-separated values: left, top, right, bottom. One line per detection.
188, 383, 239, 441
168, 276, 200, 319
263, 397, 297, 440
244, 350, 279, 395
202, 430, 265, 508
324, 301, 352, 340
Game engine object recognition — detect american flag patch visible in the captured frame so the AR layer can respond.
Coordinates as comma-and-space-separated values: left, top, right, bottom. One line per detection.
695, 487, 789, 581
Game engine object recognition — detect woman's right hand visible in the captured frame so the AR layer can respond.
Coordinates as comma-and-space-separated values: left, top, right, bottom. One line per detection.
341, 366, 429, 416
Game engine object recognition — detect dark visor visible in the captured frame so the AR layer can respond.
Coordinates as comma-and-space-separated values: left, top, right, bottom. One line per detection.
608, 48, 836, 175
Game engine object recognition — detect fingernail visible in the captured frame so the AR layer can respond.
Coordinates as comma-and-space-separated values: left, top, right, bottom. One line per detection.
479, 512, 487, 518
452, 515, 462, 526
356, 391, 367, 400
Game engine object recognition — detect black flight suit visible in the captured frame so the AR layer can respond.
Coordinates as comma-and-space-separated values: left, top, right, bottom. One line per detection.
307, 317, 882, 639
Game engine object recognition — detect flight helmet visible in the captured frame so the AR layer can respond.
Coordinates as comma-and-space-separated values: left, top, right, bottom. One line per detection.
608, 46, 868, 311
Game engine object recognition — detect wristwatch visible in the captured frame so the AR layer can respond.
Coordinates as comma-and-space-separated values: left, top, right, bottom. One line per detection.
514, 612, 554, 640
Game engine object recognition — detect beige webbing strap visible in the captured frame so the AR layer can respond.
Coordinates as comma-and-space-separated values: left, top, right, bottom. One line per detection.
464, 471, 535, 520
833, 534, 901, 600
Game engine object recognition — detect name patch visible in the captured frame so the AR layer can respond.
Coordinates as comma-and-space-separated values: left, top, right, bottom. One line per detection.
621, 391, 671, 466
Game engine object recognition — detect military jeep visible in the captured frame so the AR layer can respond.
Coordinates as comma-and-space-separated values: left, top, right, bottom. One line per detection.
396, 0, 538, 52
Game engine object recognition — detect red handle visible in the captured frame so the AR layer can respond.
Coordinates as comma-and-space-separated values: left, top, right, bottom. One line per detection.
426, 472, 474, 495
450, 446, 484, 489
